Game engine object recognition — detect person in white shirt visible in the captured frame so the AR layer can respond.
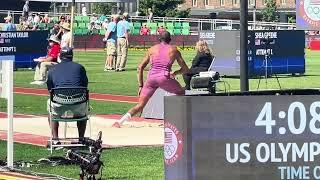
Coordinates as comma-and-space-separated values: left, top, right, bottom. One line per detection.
32, 13, 41, 30
147, 8, 153, 23
60, 23, 72, 48
102, 19, 109, 30
33, 13, 40, 24
81, 4, 87, 16
22, 1, 29, 20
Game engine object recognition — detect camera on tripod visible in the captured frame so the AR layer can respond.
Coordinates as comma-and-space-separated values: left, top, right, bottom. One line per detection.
66, 149, 103, 175
66, 131, 104, 180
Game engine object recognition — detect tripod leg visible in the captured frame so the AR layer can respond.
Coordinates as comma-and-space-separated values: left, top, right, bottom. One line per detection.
257, 76, 261, 90
274, 74, 282, 89
79, 168, 85, 180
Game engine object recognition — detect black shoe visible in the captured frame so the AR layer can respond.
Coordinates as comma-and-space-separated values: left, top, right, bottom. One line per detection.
46, 141, 63, 150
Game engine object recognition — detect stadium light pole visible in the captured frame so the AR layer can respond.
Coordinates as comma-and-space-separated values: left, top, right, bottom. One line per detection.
240, 0, 249, 92
253, 0, 257, 29
136, 0, 140, 16
70, 0, 75, 47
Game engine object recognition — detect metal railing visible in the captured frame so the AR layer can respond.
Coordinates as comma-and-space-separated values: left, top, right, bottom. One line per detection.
0, 9, 296, 34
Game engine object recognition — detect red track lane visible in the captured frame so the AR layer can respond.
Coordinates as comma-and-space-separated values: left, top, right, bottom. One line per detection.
0, 171, 45, 180
0, 131, 48, 147
13, 87, 139, 103
0, 112, 40, 118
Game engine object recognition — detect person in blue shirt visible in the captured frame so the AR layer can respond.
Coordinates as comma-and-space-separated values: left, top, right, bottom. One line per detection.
2, 16, 17, 31
116, 12, 130, 71
104, 14, 119, 71
47, 47, 88, 148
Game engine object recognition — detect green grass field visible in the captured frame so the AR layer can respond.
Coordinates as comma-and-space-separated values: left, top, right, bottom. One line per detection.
3, 49, 320, 115
1, 49, 320, 179
0, 141, 163, 179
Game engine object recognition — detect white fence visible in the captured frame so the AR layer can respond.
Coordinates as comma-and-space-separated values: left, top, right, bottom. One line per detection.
0, 9, 296, 34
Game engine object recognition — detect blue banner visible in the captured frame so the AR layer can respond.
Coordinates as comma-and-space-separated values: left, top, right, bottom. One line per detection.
0, 31, 48, 68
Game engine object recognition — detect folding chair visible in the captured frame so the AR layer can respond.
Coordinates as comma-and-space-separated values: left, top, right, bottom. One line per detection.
48, 87, 91, 153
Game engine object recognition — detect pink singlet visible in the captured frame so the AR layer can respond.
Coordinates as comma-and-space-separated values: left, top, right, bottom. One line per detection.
140, 43, 184, 98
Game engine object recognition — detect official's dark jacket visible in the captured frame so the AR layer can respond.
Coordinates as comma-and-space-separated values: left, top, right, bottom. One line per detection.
47, 59, 88, 91
191, 51, 213, 69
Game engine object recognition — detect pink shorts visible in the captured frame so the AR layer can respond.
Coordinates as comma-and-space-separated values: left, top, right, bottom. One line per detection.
140, 76, 184, 98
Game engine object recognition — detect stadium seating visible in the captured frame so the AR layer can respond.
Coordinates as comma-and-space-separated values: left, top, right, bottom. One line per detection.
166, 23, 174, 29
181, 29, 190, 35
47, 23, 54, 29
174, 29, 181, 35
78, 23, 86, 29
174, 22, 182, 29
82, 29, 89, 35
167, 29, 174, 34
182, 22, 190, 28
99, 29, 106, 35
151, 29, 157, 35
133, 28, 140, 35
129, 23, 134, 33
51, 17, 59, 23
158, 23, 165, 27
82, 16, 90, 23
133, 22, 141, 29
30, 13, 192, 36
148, 22, 157, 29
132, 22, 142, 35
75, 16, 82, 22
39, 23, 46, 30
74, 29, 82, 35
91, 29, 99, 35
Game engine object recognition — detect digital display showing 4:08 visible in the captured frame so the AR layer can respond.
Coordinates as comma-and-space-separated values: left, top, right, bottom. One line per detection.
255, 102, 320, 135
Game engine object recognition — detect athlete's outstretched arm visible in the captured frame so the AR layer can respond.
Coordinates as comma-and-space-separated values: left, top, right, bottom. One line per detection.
173, 50, 189, 77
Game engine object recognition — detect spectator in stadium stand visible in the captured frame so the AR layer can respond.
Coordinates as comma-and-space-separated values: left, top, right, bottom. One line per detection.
183, 40, 214, 90
102, 19, 109, 30
140, 23, 150, 35
46, 47, 88, 147
30, 35, 60, 85
81, 4, 87, 16
2, 16, 17, 31
33, 13, 41, 24
104, 14, 119, 71
22, 0, 29, 21
27, 12, 33, 27
99, 14, 107, 23
60, 23, 72, 48
112, 31, 189, 128
147, 8, 153, 23
118, 7, 123, 15
32, 13, 41, 30
89, 13, 98, 30
59, 15, 66, 26
157, 25, 166, 35
116, 12, 130, 71
42, 14, 51, 23
50, 23, 62, 41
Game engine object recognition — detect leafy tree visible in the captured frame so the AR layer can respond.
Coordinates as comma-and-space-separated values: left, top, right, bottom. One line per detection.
92, 3, 117, 15
139, 0, 189, 18
261, 0, 279, 22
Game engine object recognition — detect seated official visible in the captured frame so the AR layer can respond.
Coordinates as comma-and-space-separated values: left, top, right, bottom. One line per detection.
46, 47, 88, 147
30, 35, 60, 85
183, 40, 214, 90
